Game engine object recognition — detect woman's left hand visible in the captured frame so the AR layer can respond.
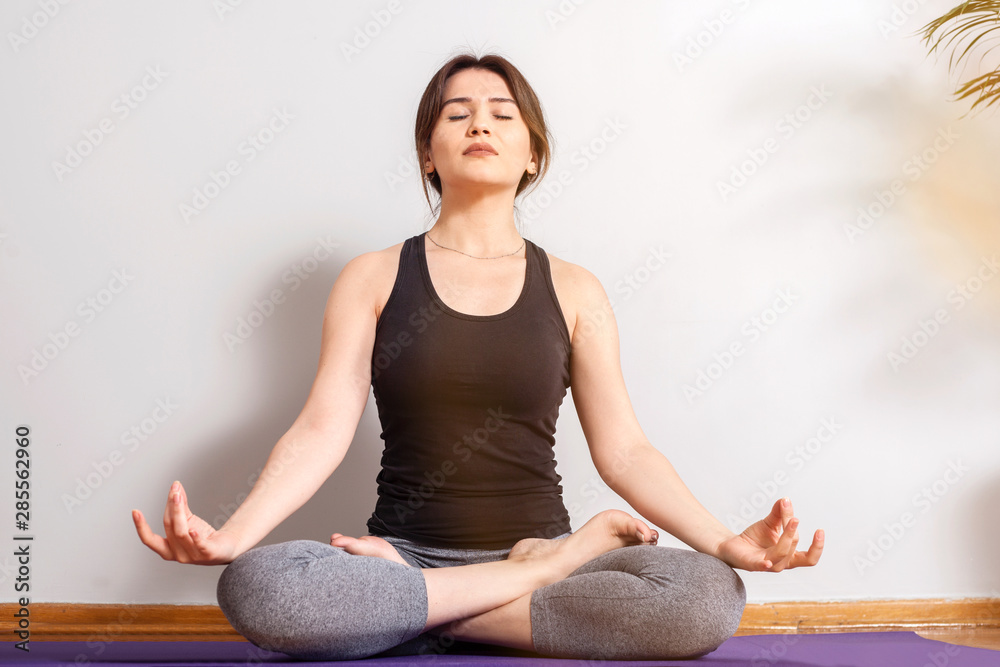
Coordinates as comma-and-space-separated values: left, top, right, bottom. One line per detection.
715, 498, 824, 572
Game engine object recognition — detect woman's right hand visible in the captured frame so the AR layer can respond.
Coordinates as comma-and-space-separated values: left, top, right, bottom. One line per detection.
132, 480, 241, 565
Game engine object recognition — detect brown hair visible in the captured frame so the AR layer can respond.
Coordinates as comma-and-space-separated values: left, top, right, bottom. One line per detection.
414, 51, 552, 218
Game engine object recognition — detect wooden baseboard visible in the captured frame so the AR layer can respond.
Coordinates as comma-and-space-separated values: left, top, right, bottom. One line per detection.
3, 599, 999, 641
735, 598, 1000, 635
1, 604, 241, 642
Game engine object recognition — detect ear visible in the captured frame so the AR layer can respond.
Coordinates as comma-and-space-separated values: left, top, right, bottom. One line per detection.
422, 144, 435, 173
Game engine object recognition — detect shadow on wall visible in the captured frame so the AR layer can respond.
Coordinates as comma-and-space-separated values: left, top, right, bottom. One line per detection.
963, 473, 1000, 598
819, 66, 1000, 390
150, 232, 384, 558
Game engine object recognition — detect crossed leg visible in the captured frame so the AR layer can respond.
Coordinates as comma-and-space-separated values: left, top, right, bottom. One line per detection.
331, 516, 746, 660
217, 509, 656, 660
328, 509, 656, 632
411, 544, 746, 660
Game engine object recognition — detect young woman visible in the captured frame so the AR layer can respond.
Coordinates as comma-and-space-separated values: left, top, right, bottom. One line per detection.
132, 52, 823, 661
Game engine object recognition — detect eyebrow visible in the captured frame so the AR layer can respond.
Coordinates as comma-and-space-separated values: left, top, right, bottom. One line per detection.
441, 96, 518, 108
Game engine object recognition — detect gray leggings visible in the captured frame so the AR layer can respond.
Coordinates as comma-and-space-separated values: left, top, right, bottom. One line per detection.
216, 534, 746, 661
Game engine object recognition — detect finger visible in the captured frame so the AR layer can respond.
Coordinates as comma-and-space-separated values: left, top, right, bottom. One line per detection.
766, 518, 800, 571
762, 499, 787, 532
159, 482, 192, 563
132, 509, 175, 560
633, 518, 655, 543
751, 551, 774, 571
174, 482, 206, 552
790, 529, 825, 568
166, 483, 198, 562
775, 525, 801, 571
161, 481, 177, 527
779, 497, 795, 529
186, 519, 215, 556
175, 480, 187, 508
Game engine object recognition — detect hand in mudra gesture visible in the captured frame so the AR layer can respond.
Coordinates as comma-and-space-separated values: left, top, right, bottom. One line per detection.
716, 498, 824, 572
132, 480, 240, 565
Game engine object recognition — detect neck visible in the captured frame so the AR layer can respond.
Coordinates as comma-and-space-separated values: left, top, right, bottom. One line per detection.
429, 186, 522, 257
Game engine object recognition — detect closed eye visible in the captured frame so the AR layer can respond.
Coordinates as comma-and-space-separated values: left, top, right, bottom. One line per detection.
447, 115, 513, 121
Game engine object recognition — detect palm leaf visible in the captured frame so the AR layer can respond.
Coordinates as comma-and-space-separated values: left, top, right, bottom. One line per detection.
955, 70, 1000, 112
919, 1, 1000, 115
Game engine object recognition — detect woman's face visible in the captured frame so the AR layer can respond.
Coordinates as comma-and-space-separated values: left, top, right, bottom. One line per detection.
426, 68, 536, 195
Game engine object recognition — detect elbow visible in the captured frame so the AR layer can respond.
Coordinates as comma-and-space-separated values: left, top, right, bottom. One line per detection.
594, 440, 651, 491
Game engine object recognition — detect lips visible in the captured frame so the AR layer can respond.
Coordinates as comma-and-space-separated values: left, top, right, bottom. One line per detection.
464, 142, 498, 155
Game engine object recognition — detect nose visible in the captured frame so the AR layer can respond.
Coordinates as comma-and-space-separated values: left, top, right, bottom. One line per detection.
469, 110, 492, 136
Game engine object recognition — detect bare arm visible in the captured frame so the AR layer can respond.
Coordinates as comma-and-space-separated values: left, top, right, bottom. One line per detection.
563, 266, 823, 571
132, 251, 383, 563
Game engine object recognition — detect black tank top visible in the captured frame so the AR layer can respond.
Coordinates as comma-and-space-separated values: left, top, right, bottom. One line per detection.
366, 232, 573, 549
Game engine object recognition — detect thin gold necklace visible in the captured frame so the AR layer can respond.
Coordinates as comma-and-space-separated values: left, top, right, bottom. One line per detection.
426, 233, 525, 259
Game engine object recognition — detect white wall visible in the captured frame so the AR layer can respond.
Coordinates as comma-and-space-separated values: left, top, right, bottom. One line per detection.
2, 0, 998, 606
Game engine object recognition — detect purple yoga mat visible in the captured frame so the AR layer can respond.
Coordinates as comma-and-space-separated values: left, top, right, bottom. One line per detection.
1, 631, 997, 666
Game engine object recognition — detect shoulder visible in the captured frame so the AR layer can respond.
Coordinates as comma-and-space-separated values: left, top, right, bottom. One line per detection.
541, 248, 614, 344
342, 239, 404, 277
546, 251, 606, 300
336, 239, 407, 320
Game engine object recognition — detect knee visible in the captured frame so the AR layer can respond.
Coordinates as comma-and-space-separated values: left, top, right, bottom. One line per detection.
216, 539, 427, 661
216, 542, 292, 650
645, 549, 746, 658
216, 540, 328, 657
534, 546, 746, 660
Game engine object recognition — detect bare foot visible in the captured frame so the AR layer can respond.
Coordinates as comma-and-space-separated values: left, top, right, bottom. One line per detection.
508, 510, 658, 583
330, 533, 410, 567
